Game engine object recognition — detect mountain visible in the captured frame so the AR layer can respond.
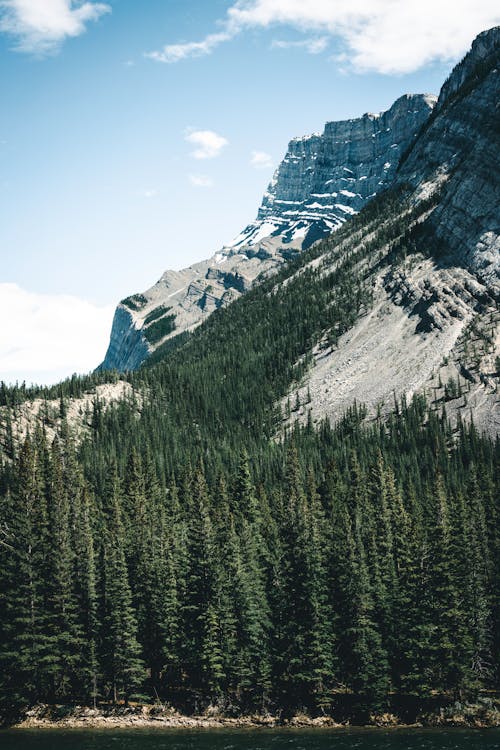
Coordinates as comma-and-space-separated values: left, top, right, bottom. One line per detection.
287, 26, 500, 436
97, 22, 500, 436
99, 93, 436, 372
0, 29, 499, 723
399, 27, 500, 287
6, 28, 499, 441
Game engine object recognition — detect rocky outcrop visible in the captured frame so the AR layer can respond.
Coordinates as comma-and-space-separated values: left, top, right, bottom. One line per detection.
0, 381, 140, 447
102, 305, 149, 372
283, 27, 500, 437
258, 94, 436, 230
285, 256, 499, 438
398, 27, 500, 287
436, 27, 500, 109
99, 95, 435, 372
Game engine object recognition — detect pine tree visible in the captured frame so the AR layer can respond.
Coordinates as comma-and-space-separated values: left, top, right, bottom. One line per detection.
427, 474, 470, 696
99, 463, 144, 703
230, 453, 271, 707
43, 437, 83, 700
181, 465, 225, 703
0, 437, 51, 706
273, 448, 334, 712
72, 485, 99, 704
338, 508, 390, 714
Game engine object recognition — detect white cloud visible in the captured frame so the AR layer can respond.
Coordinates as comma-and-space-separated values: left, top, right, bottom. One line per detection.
271, 36, 328, 54
0, 0, 111, 55
250, 150, 273, 169
188, 174, 214, 188
145, 30, 232, 63
146, 0, 500, 74
0, 283, 114, 385
185, 129, 228, 160
141, 188, 158, 198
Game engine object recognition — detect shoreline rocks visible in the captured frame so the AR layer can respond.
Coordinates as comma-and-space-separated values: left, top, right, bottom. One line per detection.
10, 700, 500, 730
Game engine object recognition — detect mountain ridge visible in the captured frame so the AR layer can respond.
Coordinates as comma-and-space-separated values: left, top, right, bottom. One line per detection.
283, 27, 499, 436
1, 29, 499, 725
4, 28, 499, 440
99, 93, 436, 372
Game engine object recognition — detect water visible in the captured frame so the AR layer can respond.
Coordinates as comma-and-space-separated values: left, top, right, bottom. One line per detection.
0, 728, 499, 750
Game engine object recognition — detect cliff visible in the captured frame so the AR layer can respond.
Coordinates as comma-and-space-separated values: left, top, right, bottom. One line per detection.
99, 94, 435, 371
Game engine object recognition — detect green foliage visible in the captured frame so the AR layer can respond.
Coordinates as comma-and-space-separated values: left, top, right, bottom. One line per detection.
121, 294, 148, 311
143, 313, 177, 345
0, 184, 498, 720
0, 400, 497, 716
143, 305, 173, 327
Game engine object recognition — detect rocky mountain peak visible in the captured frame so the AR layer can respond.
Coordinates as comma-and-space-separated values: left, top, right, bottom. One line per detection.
257, 93, 436, 237
282, 28, 500, 437
437, 26, 500, 109
99, 91, 436, 372
398, 27, 499, 287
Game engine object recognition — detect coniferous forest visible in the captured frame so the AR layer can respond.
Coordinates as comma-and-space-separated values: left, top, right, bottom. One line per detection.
0, 187, 498, 723
0, 404, 498, 721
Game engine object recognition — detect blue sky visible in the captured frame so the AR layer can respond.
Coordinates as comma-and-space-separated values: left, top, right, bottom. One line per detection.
1, 0, 499, 384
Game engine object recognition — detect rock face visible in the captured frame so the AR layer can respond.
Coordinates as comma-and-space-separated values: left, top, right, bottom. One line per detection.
284, 27, 500, 437
101, 305, 149, 372
436, 26, 500, 108
0, 381, 139, 448
257, 94, 436, 233
398, 27, 500, 287
99, 94, 436, 372
288, 254, 499, 437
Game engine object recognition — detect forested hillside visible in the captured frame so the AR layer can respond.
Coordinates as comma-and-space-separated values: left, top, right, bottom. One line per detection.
0, 182, 498, 723
0, 29, 499, 726
0, 398, 498, 722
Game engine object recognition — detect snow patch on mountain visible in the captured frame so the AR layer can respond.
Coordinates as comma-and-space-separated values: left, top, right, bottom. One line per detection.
99, 93, 436, 372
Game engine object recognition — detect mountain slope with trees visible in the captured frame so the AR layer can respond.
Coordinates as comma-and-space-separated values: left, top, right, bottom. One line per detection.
99, 94, 435, 372
0, 394, 498, 723
0, 28, 499, 727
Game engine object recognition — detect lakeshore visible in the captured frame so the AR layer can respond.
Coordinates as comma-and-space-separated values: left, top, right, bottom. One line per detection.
9, 700, 500, 730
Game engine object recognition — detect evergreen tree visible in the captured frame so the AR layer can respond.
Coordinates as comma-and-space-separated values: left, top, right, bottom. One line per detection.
0, 438, 51, 707
43, 438, 83, 699
338, 507, 390, 713
99, 464, 144, 703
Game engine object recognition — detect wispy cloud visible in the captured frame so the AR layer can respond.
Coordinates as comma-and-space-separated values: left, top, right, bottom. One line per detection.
146, 0, 500, 74
185, 129, 228, 160
188, 174, 214, 188
146, 30, 232, 64
250, 150, 273, 169
271, 36, 328, 54
0, 283, 114, 385
0, 0, 110, 55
